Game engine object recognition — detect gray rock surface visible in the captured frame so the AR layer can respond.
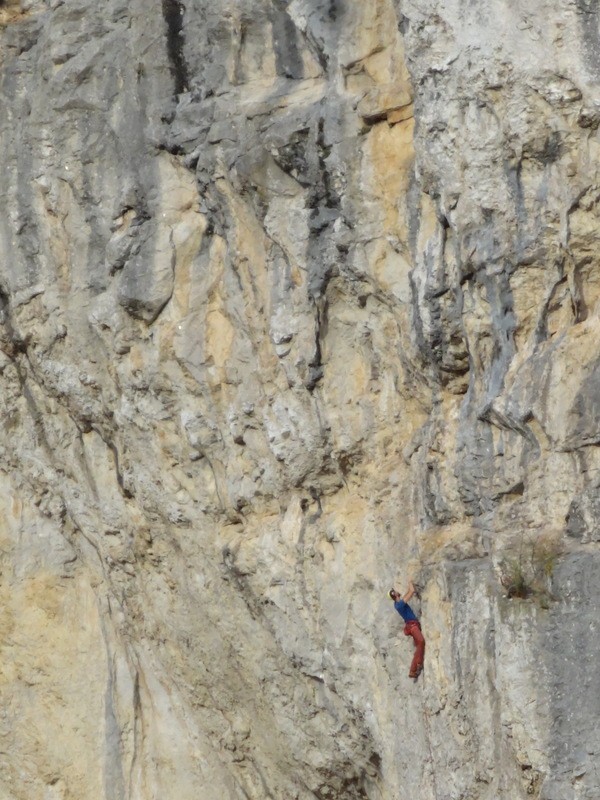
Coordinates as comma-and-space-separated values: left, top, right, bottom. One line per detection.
0, 0, 599, 798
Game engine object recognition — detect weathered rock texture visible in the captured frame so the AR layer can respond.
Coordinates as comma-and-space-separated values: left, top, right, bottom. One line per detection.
0, 0, 599, 798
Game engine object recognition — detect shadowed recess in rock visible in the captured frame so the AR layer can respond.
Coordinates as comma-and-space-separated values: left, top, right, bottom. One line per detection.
162, 0, 189, 94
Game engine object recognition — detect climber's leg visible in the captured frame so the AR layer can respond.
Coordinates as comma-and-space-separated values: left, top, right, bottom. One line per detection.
404, 621, 425, 678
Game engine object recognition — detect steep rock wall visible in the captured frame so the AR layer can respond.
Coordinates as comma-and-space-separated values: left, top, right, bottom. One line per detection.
0, 1, 599, 799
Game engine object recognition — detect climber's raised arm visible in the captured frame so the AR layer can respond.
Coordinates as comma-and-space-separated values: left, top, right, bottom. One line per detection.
402, 580, 415, 603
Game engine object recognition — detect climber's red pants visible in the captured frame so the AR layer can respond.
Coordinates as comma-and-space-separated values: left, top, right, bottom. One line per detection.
404, 620, 425, 675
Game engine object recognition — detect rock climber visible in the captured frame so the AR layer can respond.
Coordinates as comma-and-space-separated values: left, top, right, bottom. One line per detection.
389, 580, 425, 680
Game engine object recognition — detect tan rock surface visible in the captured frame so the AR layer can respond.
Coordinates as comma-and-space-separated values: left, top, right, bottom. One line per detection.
0, 0, 598, 798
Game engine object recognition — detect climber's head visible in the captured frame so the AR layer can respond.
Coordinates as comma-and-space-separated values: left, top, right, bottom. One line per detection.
389, 588, 400, 601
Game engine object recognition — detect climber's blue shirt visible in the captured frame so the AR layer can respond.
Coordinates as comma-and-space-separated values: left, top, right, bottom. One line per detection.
394, 599, 418, 622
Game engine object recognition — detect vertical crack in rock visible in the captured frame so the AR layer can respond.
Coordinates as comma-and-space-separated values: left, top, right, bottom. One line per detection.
162, 0, 189, 94
272, 5, 304, 80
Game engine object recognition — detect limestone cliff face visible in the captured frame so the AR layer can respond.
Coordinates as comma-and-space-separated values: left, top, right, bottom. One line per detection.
0, 1, 599, 798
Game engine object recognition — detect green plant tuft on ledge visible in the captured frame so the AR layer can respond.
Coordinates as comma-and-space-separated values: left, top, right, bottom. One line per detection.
499, 533, 563, 603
